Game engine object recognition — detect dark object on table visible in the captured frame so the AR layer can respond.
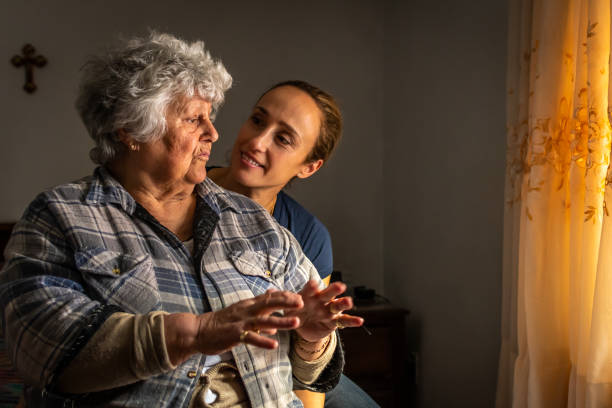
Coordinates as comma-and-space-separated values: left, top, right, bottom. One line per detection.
330, 270, 343, 283
353, 285, 376, 302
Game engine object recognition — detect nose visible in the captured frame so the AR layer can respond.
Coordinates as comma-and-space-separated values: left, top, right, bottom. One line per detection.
200, 118, 219, 143
246, 128, 272, 152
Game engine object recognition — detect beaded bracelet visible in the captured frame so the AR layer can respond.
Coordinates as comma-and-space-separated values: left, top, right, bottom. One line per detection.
292, 333, 331, 355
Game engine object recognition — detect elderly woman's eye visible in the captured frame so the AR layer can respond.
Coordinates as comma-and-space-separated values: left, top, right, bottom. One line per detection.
250, 115, 263, 126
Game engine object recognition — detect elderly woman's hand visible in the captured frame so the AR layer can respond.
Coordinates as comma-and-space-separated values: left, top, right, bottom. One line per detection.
289, 280, 364, 343
164, 289, 303, 365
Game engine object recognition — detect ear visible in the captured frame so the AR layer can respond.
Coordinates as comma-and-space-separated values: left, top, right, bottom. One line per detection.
296, 159, 324, 179
117, 129, 131, 146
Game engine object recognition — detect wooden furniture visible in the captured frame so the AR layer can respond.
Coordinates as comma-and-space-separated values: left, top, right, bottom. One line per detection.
340, 298, 410, 408
0, 222, 22, 408
0, 223, 15, 264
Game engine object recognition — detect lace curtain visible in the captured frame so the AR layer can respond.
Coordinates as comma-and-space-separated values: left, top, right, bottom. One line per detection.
497, 0, 612, 407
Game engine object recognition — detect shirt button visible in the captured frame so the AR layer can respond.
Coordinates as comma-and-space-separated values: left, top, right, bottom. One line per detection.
112, 268, 120, 275
187, 370, 197, 378
264, 270, 271, 277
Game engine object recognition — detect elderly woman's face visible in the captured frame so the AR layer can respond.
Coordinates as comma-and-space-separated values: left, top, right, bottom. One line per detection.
228, 86, 321, 191
139, 96, 218, 186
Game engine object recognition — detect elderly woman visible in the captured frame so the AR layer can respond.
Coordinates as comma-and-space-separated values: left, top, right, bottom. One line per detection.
0, 32, 362, 407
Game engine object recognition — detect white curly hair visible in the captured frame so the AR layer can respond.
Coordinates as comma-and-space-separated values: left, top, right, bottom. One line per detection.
76, 31, 232, 165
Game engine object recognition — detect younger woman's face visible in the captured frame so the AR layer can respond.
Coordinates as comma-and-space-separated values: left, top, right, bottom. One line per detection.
229, 85, 323, 192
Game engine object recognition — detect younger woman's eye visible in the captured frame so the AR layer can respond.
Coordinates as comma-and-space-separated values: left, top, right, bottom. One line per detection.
276, 133, 292, 146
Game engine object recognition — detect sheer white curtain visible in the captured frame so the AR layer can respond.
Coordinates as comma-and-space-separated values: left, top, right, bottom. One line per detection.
497, 0, 612, 407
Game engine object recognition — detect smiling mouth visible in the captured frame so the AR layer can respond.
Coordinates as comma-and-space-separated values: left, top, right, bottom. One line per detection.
241, 152, 263, 168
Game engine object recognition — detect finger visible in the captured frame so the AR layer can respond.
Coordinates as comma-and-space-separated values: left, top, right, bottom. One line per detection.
253, 289, 282, 304
328, 301, 342, 315
240, 330, 279, 349
239, 288, 281, 309
258, 289, 302, 306
250, 291, 304, 315
316, 281, 347, 303
334, 314, 364, 329
299, 279, 320, 297
245, 315, 300, 331
327, 296, 353, 315
263, 288, 277, 299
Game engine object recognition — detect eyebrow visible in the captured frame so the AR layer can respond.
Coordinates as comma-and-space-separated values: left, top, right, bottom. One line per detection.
254, 106, 300, 140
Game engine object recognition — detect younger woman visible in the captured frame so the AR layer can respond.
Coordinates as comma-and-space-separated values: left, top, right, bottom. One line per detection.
208, 80, 379, 408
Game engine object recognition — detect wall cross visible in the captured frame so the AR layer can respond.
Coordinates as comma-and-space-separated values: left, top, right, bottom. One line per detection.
11, 44, 47, 94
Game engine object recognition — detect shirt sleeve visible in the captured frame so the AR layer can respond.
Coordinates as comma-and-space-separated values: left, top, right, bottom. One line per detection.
290, 331, 337, 385
292, 331, 345, 393
281, 228, 343, 392
0, 196, 120, 388
56, 311, 175, 393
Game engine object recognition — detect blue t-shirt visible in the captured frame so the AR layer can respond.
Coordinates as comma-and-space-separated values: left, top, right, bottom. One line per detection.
206, 167, 333, 279
272, 191, 333, 280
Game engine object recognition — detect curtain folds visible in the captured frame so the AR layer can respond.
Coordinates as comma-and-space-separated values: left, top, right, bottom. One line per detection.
498, 0, 612, 407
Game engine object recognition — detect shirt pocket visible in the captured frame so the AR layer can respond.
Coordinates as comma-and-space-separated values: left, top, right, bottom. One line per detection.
74, 248, 161, 314
228, 248, 288, 294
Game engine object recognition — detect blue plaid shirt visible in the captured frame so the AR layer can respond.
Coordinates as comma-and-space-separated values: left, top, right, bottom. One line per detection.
0, 167, 342, 407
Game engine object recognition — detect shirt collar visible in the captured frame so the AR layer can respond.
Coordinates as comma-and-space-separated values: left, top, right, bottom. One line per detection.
85, 167, 138, 213
85, 166, 240, 215
197, 176, 242, 215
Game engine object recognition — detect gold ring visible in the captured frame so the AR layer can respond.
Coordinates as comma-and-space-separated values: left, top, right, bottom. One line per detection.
329, 302, 341, 314
240, 330, 249, 342
335, 320, 345, 329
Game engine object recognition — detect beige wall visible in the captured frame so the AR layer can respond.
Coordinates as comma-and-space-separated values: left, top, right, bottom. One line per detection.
383, 0, 507, 406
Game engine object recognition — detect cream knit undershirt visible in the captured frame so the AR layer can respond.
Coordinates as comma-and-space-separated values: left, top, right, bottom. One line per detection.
55, 310, 335, 404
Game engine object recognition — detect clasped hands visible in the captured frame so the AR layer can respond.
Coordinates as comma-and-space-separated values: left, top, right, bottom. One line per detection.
188, 280, 364, 357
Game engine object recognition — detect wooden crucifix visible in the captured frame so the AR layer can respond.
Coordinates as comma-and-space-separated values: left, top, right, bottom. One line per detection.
11, 44, 47, 94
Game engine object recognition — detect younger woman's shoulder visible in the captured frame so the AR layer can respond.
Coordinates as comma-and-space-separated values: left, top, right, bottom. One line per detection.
276, 191, 327, 230
276, 191, 313, 218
